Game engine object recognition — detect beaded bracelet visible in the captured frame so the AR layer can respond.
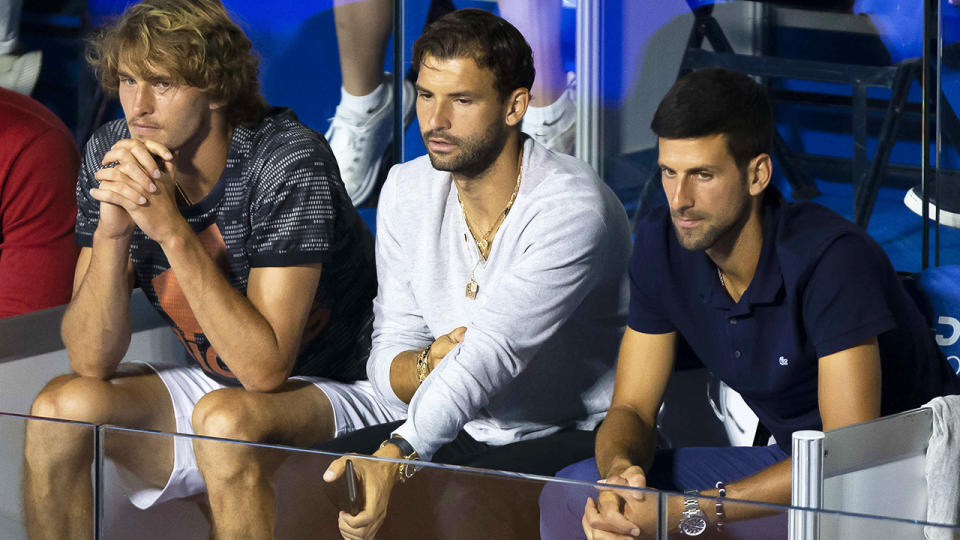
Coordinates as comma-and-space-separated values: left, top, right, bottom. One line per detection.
715, 481, 727, 531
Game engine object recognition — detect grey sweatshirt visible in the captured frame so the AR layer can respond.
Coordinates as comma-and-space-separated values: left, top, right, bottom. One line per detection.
369, 138, 631, 460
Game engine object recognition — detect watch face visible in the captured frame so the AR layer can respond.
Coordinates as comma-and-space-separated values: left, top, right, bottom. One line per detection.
679, 516, 707, 536
402, 462, 421, 479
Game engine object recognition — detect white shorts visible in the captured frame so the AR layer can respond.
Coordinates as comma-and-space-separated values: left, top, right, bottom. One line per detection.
119, 362, 404, 509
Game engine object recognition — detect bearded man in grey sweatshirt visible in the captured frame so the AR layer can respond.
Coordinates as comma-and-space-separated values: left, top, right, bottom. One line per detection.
322, 9, 631, 539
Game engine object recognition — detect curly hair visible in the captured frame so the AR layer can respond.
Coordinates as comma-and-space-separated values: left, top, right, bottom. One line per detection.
86, 0, 267, 126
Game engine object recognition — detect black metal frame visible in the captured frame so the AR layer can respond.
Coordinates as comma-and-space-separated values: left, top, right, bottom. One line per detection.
680, 1, 949, 267
921, 0, 939, 269
677, 4, 936, 230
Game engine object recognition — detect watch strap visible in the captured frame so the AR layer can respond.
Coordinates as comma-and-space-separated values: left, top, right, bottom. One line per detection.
380, 436, 420, 483
384, 435, 418, 460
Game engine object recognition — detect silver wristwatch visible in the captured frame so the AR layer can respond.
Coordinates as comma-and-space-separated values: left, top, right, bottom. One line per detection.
679, 490, 707, 536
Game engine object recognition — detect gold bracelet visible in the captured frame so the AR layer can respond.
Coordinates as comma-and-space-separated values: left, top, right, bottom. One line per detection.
416, 346, 432, 383
379, 437, 420, 483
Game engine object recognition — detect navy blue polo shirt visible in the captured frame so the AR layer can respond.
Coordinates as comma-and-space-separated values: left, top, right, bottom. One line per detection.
630, 188, 959, 452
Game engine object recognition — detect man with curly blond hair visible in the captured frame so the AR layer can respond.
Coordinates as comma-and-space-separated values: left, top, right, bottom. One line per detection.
22, 1, 400, 537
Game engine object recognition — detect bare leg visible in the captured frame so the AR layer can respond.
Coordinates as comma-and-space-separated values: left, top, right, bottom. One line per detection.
0, 0, 22, 54
499, 0, 565, 106
23, 366, 176, 540
334, 0, 394, 97
191, 381, 336, 539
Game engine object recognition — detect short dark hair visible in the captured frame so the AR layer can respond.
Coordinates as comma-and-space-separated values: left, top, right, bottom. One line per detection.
411, 8, 535, 101
87, 0, 268, 126
651, 68, 773, 169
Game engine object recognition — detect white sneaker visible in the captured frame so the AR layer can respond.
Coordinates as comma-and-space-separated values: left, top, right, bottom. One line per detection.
904, 182, 960, 228
522, 71, 576, 155
325, 73, 415, 206
0, 50, 42, 96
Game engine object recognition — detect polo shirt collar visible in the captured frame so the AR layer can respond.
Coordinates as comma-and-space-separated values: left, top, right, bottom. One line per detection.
702, 188, 785, 314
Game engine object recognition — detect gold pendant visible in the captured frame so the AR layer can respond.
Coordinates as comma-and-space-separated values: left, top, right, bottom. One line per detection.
465, 280, 478, 299
477, 239, 488, 252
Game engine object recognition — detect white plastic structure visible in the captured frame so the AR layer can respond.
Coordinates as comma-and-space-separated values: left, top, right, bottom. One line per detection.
790, 408, 933, 540
790, 430, 824, 540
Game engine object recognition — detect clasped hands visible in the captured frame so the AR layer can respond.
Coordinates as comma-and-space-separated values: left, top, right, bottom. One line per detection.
322, 327, 466, 540
91, 138, 186, 244
583, 464, 659, 540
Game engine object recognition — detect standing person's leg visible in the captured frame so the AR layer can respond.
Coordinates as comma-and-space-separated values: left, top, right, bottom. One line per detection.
498, 0, 564, 108
0, 0, 21, 55
0, 0, 40, 95
333, 0, 393, 97
328, 0, 410, 206
23, 365, 177, 540
499, 0, 576, 154
191, 379, 401, 538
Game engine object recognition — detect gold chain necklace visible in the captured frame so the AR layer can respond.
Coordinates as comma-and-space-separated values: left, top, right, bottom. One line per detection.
175, 182, 193, 206
458, 149, 523, 259
459, 148, 523, 299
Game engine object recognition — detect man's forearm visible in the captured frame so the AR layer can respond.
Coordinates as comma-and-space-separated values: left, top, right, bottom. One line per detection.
694, 457, 791, 523
61, 232, 133, 378
159, 227, 300, 392
389, 349, 423, 404
595, 406, 658, 478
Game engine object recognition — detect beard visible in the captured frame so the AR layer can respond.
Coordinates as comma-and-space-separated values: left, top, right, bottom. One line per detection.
671, 212, 731, 251
422, 122, 509, 178
670, 181, 752, 251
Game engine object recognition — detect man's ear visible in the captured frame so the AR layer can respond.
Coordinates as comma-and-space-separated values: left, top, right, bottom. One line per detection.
504, 88, 530, 127
747, 153, 773, 196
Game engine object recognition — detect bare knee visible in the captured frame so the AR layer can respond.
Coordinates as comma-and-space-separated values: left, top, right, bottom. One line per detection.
30, 375, 117, 425
192, 389, 266, 443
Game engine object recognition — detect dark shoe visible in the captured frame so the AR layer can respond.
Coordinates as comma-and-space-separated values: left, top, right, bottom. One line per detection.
904, 181, 960, 228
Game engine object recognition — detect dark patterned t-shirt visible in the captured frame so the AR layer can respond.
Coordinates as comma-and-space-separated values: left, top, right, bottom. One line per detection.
76, 108, 375, 385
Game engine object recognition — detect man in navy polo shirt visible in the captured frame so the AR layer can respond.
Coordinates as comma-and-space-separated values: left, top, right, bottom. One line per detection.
541, 67, 960, 538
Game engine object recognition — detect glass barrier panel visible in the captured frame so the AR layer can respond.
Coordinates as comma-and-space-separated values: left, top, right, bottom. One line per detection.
98, 426, 665, 539
0, 413, 97, 540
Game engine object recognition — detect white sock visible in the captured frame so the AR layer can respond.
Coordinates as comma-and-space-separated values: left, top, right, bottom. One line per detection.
525, 89, 572, 125
340, 81, 389, 114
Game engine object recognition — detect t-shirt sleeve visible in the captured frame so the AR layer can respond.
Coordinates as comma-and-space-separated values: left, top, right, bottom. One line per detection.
627, 223, 675, 334
801, 234, 898, 358
74, 133, 106, 248
246, 138, 340, 267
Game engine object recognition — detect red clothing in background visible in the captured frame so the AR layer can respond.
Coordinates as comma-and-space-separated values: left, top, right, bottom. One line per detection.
0, 87, 80, 318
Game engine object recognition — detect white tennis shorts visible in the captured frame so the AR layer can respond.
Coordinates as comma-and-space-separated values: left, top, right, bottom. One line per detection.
118, 362, 404, 509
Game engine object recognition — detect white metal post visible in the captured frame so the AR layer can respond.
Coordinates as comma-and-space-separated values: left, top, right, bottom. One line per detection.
790, 430, 825, 540
575, 0, 601, 175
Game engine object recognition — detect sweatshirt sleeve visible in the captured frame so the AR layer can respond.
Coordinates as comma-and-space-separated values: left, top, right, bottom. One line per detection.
366, 167, 434, 411
393, 194, 611, 460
